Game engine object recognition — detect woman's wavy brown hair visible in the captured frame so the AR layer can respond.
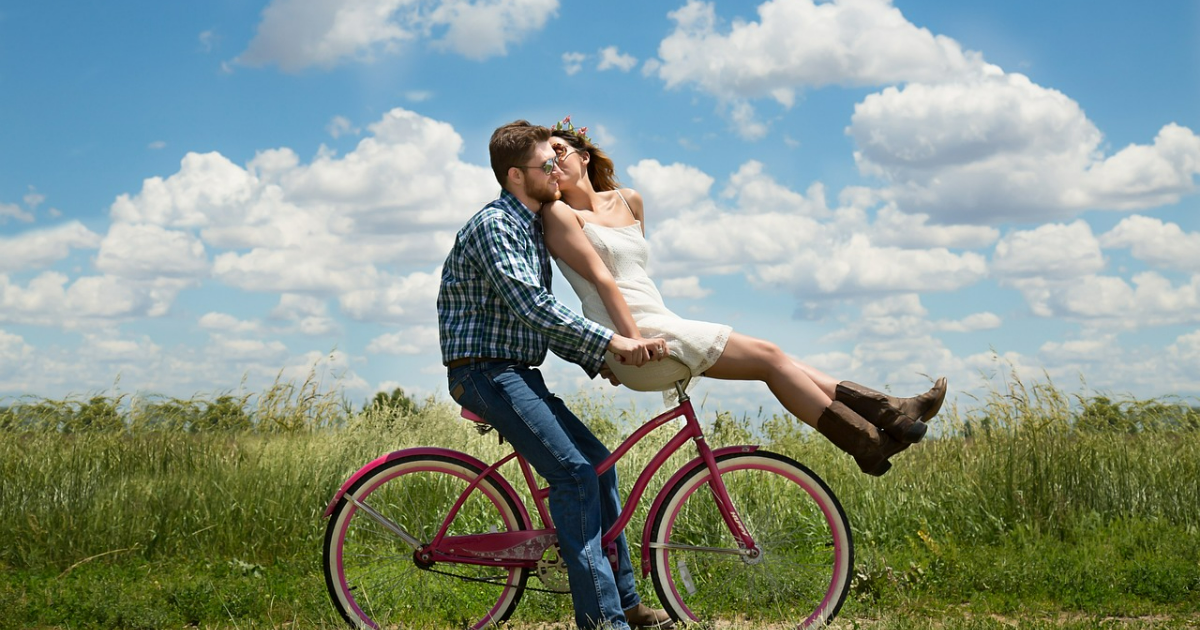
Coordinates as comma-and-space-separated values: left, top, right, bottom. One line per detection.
551, 129, 622, 192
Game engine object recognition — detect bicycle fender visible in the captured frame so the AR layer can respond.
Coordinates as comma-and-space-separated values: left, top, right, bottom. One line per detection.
639, 445, 759, 576
321, 447, 529, 523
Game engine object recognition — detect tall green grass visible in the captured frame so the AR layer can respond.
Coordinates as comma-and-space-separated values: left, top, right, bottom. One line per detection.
1, 370, 1198, 628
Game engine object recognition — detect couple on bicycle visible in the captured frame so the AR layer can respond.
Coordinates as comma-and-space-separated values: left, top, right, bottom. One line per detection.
437, 119, 946, 630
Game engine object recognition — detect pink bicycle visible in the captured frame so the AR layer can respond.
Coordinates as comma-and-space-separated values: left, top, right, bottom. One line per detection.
322, 378, 853, 629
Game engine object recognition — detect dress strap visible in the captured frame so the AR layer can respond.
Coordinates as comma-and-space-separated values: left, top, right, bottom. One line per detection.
614, 190, 636, 220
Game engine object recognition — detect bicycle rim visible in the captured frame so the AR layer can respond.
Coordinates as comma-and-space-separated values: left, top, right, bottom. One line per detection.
323, 453, 530, 629
648, 451, 853, 629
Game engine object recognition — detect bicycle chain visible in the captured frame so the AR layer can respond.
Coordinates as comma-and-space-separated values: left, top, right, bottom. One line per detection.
420, 566, 571, 595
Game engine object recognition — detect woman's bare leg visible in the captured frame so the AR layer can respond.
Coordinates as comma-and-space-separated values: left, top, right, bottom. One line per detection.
703, 332, 831, 427
791, 361, 838, 399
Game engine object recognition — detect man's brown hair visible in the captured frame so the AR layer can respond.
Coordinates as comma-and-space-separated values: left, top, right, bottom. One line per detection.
489, 120, 552, 188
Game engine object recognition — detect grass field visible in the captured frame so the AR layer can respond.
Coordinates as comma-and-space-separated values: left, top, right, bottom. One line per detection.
2, 372, 1198, 629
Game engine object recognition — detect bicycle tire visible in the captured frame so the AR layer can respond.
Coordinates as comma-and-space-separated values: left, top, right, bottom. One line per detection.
647, 450, 853, 628
323, 453, 531, 629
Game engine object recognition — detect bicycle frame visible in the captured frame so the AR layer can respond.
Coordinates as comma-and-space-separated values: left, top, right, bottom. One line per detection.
326, 381, 762, 574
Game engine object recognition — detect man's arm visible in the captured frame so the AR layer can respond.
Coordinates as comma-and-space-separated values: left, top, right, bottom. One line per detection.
469, 210, 612, 372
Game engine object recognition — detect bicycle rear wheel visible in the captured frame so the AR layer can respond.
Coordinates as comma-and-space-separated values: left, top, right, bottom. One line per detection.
323, 453, 530, 629
647, 451, 852, 628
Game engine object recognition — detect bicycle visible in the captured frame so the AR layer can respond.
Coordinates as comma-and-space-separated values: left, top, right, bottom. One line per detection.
322, 373, 854, 629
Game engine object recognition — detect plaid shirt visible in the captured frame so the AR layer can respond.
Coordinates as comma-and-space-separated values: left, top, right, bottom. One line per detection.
438, 190, 612, 376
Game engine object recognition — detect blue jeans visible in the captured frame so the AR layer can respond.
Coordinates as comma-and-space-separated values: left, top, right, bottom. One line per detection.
449, 361, 638, 630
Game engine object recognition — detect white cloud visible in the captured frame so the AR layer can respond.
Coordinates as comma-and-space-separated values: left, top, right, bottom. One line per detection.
647, 0, 1200, 222
23, 188, 45, 211
270, 294, 339, 336
562, 51, 586, 75
597, 46, 637, 72
237, 0, 559, 71
96, 223, 209, 279
626, 159, 716, 220
0, 272, 186, 327
327, 115, 358, 138
368, 325, 439, 355
0, 222, 102, 273
991, 221, 1104, 281
110, 108, 490, 300
869, 204, 999, 249
1009, 272, 1200, 328
1099, 215, 1200, 272
720, 161, 829, 218
936, 312, 1002, 333
339, 269, 441, 324
1, 202, 33, 224
198, 30, 217, 53
207, 335, 290, 362
635, 159, 987, 296
650, 0, 989, 136
425, 0, 559, 60
0, 329, 35, 384
660, 276, 712, 299
849, 76, 1200, 223
110, 151, 259, 228
199, 312, 261, 334
653, 0, 983, 98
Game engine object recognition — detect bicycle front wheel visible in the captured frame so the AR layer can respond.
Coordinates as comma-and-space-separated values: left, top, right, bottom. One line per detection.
323, 453, 531, 629
648, 451, 853, 628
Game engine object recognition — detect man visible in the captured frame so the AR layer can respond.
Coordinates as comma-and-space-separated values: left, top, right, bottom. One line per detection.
438, 120, 674, 630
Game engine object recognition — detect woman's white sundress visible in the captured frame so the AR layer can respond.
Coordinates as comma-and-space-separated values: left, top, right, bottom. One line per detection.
556, 218, 732, 393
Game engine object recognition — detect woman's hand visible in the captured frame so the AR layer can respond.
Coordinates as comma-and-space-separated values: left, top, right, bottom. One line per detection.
607, 335, 669, 367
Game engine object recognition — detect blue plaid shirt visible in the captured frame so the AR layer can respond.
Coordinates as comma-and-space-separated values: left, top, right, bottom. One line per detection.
438, 190, 612, 376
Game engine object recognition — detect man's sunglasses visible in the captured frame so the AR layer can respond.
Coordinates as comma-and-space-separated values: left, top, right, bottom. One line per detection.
512, 157, 558, 175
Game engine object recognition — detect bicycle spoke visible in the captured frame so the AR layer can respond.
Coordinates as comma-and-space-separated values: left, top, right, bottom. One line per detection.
649, 452, 853, 629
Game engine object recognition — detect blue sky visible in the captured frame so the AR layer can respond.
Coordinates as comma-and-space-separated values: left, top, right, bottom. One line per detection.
2, 0, 1198, 417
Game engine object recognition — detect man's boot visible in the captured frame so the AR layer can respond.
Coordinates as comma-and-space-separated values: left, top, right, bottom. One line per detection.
624, 603, 675, 629
815, 401, 907, 476
835, 377, 947, 444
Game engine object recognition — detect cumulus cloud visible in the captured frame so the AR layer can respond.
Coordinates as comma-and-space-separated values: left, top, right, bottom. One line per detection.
562, 51, 586, 75
0, 272, 189, 327
110, 108, 490, 308
597, 46, 637, 72
368, 325, 439, 355
850, 77, 1200, 223
96, 223, 209, 279
991, 221, 1105, 281
0, 222, 102, 273
632, 158, 988, 297
237, 0, 559, 71
626, 159, 716, 220
199, 312, 261, 334
1, 202, 34, 224
650, 0, 988, 138
1008, 272, 1200, 329
653, 0, 983, 98
660, 276, 712, 299
647, 0, 1199, 221
1099, 215, 1200, 272
339, 269, 441, 324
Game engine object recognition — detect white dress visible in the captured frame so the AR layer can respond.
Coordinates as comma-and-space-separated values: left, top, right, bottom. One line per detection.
556, 220, 732, 393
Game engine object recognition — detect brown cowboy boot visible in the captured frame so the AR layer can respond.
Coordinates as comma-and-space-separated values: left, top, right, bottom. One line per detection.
816, 401, 907, 476
835, 377, 947, 444
624, 603, 675, 629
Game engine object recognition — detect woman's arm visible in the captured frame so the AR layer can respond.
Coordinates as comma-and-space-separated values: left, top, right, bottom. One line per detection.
542, 201, 642, 339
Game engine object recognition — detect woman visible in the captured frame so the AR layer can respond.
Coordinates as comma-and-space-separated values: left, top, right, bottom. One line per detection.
541, 119, 946, 476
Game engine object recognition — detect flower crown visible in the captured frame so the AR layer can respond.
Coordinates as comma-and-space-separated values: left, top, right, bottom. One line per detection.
552, 115, 591, 145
